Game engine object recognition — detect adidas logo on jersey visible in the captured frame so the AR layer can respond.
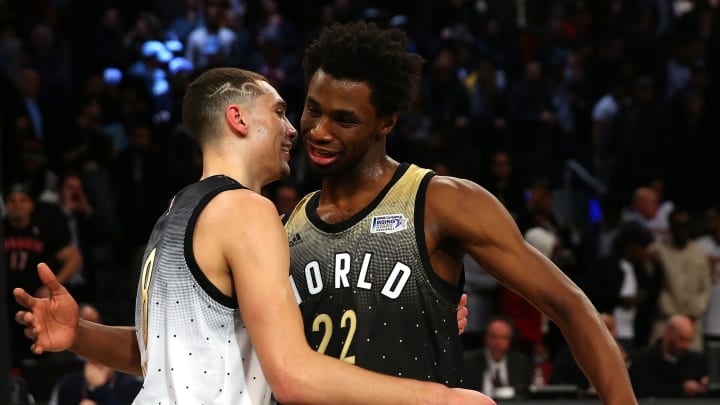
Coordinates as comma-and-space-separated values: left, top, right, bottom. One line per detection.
289, 233, 303, 247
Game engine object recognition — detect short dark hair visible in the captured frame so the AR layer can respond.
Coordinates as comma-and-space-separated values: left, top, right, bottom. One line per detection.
612, 220, 654, 254
182, 67, 268, 145
303, 21, 424, 117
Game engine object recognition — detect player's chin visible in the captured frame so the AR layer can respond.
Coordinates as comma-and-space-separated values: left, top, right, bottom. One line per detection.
279, 163, 292, 178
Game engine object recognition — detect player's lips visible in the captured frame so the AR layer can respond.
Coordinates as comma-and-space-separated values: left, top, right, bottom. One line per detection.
281, 142, 293, 159
306, 144, 339, 165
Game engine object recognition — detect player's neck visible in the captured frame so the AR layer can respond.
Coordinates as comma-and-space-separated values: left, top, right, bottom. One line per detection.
201, 150, 265, 193
320, 158, 398, 205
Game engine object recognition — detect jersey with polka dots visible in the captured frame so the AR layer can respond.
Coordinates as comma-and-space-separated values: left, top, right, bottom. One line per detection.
284, 163, 465, 386
134, 175, 273, 404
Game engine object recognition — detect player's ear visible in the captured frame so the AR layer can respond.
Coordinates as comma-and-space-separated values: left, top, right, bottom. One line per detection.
226, 104, 249, 137
378, 113, 398, 138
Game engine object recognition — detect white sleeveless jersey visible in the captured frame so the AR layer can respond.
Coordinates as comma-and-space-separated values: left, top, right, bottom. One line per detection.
134, 175, 273, 405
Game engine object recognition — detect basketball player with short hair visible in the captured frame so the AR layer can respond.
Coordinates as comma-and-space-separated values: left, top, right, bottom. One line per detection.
14, 67, 492, 404
284, 22, 636, 404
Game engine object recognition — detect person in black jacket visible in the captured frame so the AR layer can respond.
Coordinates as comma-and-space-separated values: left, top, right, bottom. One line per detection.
464, 316, 532, 399
629, 314, 710, 398
585, 220, 662, 353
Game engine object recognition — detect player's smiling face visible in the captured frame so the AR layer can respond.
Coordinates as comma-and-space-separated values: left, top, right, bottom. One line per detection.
249, 81, 297, 180
300, 69, 387, 176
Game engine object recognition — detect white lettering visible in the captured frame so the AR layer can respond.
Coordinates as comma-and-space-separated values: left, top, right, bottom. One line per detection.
305, 261, 323, 295
335, 253, 351, 288
381, 262, 411, 299
289, 275, 302, 304
357, 253, 372, 290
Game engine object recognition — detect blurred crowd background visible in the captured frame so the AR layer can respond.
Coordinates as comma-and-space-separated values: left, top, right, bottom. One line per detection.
2, 0, 720, 403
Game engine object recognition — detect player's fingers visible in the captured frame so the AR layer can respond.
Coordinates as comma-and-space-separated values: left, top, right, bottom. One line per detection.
15, 310, 32, 326
456, 305, 468, 321
37, 263, 64, 294
458, 318, 467, 335
458, 293, 468, 308
24, 326, 36, 340
13, 288, 36, 309
31, 343, 44, 355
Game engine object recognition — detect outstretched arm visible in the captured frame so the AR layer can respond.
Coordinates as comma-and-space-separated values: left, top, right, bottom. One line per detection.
14, 263, 142, 376
426, 177, 636, 405
210, 190, 493, 405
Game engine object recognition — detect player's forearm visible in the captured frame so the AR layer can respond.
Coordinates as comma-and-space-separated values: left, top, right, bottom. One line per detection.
270, 348, 457, 405
555, 297, 637, 404
71, 319, 142, 376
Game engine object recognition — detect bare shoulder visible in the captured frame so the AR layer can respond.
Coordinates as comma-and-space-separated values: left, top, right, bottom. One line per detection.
202, 189, 279, 229
426, 175, 500, 212
425, 175, 521, 243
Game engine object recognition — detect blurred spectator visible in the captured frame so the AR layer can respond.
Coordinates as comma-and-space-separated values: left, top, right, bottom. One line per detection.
463, 316, 532, 400
590, 78, 626, 178
650, 207, 712, 350
3, 184, 82, 369
593, 193, 625, 259
696, 206, 720, 346
506, 60, 560, 183
245, 22, 303, 114
420, 46, 471, 143
13, 67, 48, 142
111, 119, 173, 259
630, 314, 710, 398
624, 186, 673, 241
516, 179, 575, 275
51, 96, 114, 175
35, 173, 110, 304
9, 376, 34, 405
585, 220, 661, 353
466, 58, 508, 154
185, 1, 239, 71
481, 149, 524, 219
48, 304, 143, 405
25, 22, 73, 108
123, 12, 164, 62
167, 0, 202, 43
498, 227, 558, 356
610, 76, 672, 197
272, 182, 300, 217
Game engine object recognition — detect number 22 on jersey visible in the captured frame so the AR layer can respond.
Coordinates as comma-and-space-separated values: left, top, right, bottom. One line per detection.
312, 309, 357, 364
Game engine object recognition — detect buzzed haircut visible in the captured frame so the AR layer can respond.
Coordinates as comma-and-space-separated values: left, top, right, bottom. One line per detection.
182, 67, 268, 145
303, 21, 424, 117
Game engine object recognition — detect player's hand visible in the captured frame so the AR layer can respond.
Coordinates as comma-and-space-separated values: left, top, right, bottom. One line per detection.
449, 388, 496, 404
457, 293, 468, 335
13, 263, 80, 354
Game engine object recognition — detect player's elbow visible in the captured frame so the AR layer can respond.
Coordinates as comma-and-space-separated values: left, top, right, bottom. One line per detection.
545, 284, 594, 326
264, 360, 309, 404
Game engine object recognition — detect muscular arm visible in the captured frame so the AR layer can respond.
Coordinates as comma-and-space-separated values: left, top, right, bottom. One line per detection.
426, 177, 636, 405
207, 190, 487, 405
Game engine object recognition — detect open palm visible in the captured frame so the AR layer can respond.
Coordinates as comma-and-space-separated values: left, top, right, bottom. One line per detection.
13, 263, 79, 354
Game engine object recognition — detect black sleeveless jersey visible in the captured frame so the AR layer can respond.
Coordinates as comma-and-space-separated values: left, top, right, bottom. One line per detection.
283, 163, 465, 386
